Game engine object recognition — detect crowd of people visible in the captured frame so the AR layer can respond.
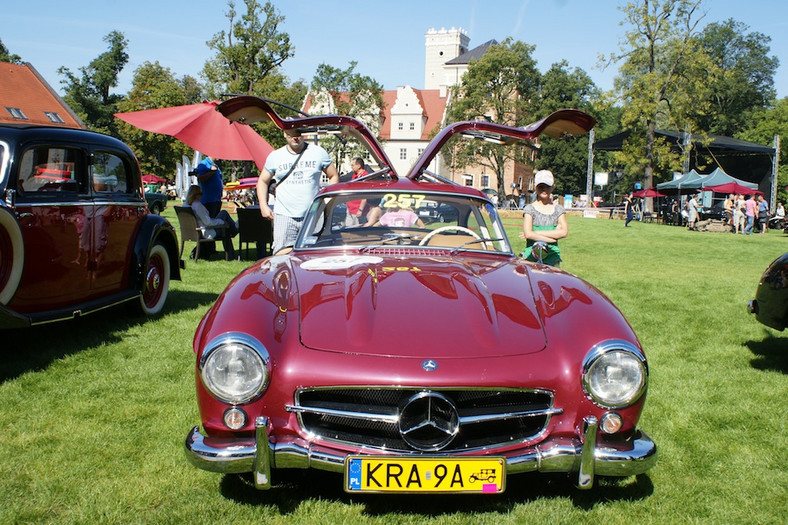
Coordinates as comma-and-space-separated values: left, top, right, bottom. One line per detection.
177, 148, 784, 263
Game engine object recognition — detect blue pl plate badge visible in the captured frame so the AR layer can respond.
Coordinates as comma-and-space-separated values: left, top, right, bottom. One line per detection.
347, 458, 362, 490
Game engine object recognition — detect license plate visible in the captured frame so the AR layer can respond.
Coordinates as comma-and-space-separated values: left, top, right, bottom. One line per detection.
345, 456, 505, 493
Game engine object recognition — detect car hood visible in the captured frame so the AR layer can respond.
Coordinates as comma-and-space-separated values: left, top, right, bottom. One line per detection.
293, 253, 546, 358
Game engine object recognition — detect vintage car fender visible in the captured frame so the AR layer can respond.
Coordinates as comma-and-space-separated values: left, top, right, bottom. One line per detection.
0, 206, 24, 305
130, 214, 182, 287
748, 251, 788, 331
129, 214, 182, 316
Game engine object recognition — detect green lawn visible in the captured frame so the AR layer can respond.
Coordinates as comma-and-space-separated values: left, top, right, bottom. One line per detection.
1, 212, 787, 524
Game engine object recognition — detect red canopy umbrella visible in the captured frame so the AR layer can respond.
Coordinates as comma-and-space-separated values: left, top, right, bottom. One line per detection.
114, 101, 274, 171
632, 187, 667, 198
701, 182, 762, 195
142, 174, 166, 184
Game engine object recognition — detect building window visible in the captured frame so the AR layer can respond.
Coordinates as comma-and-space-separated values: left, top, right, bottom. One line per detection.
397, 122, 403, 130
417, 148, 425, 157
463, 175, 474, 187
399, 148, 407, 160
5, 107, 28, 120
44, 112, 65, 124
409, 122, 415, 130
481, 175, 489, 187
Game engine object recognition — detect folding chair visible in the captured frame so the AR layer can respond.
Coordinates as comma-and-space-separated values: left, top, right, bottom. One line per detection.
173, 206, 226, 262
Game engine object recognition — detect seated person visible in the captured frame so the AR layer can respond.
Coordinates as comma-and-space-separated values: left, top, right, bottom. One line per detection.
376, 204, 425, 228
185, 185, 238, 260
363, 205, 383, 226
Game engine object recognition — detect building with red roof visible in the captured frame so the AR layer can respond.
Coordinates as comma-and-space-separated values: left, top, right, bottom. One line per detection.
0, 62, 84, 129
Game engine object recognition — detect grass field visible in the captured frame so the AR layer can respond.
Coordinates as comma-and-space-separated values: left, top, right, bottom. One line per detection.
1, 210, 787, 524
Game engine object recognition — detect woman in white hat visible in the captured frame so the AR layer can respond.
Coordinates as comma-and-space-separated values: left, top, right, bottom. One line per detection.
520, 169, 567, 266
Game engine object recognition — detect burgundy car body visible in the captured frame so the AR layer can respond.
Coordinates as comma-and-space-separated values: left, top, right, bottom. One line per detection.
0, 124, 181, 328
185, 97, 656, 492
748, 251, 788, 330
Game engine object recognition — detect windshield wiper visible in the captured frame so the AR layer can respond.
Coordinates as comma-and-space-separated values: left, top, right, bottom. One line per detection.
449, 238, 505, 255
359, 233, 420, 252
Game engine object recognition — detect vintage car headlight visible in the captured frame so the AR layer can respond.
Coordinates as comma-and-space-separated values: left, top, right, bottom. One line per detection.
200, 333, 270, 404
582, 340, 647, 408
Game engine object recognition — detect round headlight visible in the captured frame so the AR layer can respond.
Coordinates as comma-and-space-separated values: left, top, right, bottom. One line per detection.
582, 341, 647, 408
200, 333, 269, 404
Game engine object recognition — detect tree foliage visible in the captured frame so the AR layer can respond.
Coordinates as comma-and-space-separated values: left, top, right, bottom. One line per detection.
0, 38, 22, 64
202, 0, 293, 96
693, 19, 779, 136
608, 0, 715, 196
534, 61, 599, 195
739, 97, 788, 205
115, 61, 198, 179
58, 31, 129, 135
310, 61, 385, 164
446, 39, 541, 197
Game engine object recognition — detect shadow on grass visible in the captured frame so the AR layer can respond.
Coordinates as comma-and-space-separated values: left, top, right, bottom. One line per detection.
746, 330, 788, 374
219, 469, 654, 515
0, 289, 217, 383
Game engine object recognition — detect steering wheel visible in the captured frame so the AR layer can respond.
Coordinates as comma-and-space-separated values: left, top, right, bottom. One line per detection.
419, 226, 481, 246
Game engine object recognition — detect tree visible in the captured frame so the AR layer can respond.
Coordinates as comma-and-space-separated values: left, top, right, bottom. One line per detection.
309, 61, 385, 164
311, 62, 384, 124
202, 0, 293, 96
446, 39, 542, 197
739, 97, 788, 206
693, 19, 779, 136
115, 61, 198, 179
607, 0, 716, 205
0, 39, 22, 64
534, 61, 599, 195
58, 31, 129, 135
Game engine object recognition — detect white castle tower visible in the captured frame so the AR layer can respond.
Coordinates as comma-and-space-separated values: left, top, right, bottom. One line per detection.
424, 27, 469, 90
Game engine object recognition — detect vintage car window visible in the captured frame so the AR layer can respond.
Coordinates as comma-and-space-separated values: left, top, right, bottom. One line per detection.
298, 191, 512, 254
17, 146, 85, 194
91, 152, 128, 194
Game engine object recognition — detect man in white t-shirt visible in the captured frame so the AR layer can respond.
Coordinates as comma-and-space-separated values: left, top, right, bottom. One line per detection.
257, 129, 338, 253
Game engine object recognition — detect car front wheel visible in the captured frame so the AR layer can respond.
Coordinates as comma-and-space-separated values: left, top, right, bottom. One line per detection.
137, 243, 170, 316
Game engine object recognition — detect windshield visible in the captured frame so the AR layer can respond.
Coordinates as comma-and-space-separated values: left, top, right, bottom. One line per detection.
296, 190, 513, 254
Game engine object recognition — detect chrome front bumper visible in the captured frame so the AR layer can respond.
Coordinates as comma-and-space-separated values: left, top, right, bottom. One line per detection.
185, 416, 657, 490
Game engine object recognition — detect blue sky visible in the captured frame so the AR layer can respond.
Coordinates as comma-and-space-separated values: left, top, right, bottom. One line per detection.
4, 0, 787, 99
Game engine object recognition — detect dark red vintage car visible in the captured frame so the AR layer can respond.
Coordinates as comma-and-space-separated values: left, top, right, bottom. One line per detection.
0, 125, 181, 328
185, 97, 656, 493
749, 251, 788, 331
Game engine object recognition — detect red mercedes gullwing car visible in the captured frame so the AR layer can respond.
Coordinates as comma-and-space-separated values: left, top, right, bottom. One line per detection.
185, 96, 657, 493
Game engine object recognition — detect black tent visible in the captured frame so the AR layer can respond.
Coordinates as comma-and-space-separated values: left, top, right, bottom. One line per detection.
593, 130, 775, 189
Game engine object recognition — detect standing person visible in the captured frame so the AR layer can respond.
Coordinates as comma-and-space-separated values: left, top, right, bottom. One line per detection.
345, 157, 369, 226
185, 185, 238, 260
732, 194, 746, 234
723, 194, 733, 225
624, 192, 635, 227
257, 129, 339, 253
194, 157, 225, 256
519, 170, 567, 267
757, 194, 770, 234
744, 193, 757, 234
194, 157, 224, 217
687, 192, 701, 230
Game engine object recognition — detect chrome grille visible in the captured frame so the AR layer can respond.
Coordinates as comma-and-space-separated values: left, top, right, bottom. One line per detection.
290, 388, 558, 452
361, 247, 447, 257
